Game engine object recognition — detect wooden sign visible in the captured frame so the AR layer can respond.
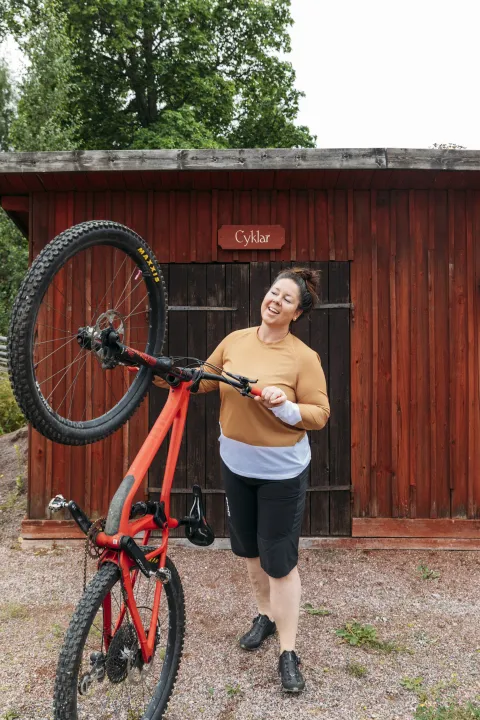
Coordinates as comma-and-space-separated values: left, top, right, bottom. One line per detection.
218, 225, 285, 250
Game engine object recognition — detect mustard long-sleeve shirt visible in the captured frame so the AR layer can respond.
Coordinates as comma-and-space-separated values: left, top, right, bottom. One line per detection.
153, 326, 330, 448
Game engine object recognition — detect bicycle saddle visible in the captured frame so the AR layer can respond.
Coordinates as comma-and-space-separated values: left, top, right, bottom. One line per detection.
185, 485, 215, 547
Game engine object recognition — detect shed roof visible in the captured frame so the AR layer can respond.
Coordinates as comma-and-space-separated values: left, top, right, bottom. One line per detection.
3, 149, 480, 203
1, 147, 480, 174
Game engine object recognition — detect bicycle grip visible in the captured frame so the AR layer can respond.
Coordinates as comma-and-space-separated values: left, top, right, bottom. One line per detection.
249, 386, 262, 397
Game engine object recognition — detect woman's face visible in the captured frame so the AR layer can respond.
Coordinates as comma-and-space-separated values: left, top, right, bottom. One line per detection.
260, 278, 302, 328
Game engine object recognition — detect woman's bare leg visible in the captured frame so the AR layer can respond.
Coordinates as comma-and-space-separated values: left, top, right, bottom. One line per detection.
269, 566, 301, 652
245, 557, 273, 619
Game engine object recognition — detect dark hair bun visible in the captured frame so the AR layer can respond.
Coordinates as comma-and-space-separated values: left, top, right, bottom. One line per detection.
291, 267, 320, 297
290, 267, 320, 307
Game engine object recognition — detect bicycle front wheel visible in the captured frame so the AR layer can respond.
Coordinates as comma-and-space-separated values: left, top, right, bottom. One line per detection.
8, 220, 167, 445
53, 555, 185, 720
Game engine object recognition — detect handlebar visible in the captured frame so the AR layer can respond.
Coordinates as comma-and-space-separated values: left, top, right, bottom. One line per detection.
195, 370, 263, 397
77, 327, 263, 398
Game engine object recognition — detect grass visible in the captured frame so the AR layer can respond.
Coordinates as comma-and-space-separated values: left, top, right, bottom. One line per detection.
302, 602, 332, 617
418, 564, 441, 580
0, 442, 26, 513
335, 621, 399, 653
415, 702, 480, 719
0, 602, 28, 622
2, 711, 20, 720
126, 710, 142, 720
51, 623, 64, 639
346, 660, 368, 678
0, 489, 24, 512
401, 676, 424, 692
88, 624, 102, 639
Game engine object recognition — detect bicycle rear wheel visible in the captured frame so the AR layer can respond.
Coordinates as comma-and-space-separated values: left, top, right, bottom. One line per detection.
8, 220, 167, 445
54, 554, 185, 720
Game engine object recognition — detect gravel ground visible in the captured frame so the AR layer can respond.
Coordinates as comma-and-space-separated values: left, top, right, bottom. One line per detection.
1, 430, 480, 720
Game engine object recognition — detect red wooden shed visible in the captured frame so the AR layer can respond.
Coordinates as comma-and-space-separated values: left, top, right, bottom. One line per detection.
2, 147, 480, 548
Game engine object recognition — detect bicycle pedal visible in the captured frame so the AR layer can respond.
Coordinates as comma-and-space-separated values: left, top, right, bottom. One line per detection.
154, 567, 171, 584
48, 494, 69, 513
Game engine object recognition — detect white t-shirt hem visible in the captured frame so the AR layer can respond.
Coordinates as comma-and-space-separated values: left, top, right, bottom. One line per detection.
218, 427, 311, 480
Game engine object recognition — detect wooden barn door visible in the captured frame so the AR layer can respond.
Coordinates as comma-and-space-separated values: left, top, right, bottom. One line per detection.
148, 262, 351, 537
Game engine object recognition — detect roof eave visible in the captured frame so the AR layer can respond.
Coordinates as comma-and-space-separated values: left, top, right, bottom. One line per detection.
0, 148, 479, 174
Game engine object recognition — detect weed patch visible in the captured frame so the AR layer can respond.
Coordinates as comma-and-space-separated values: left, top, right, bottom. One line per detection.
302, 602, 331, 617
0, 602, 28, 622
418, 564, 441, 580
0, 377, 25, 435
415, 702, 480, 719
401, 676, 424, 692
335, 621, 399, 653
346, 661, 368, 678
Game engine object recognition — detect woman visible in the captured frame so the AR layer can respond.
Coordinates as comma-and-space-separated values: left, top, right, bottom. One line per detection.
154, 267, 330, 692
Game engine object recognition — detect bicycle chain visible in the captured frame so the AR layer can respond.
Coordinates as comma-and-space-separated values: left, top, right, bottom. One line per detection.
83, 517, 106, 592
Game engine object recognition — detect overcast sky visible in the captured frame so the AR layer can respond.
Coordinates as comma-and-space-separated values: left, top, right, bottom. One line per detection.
290, 0, 480, 148
2, 0, 480, 149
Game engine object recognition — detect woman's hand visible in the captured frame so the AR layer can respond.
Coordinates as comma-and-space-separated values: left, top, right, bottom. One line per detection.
254, 386, 287, 409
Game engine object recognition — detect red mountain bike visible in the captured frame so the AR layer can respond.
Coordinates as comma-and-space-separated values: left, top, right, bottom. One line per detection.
8, 221, 261, 720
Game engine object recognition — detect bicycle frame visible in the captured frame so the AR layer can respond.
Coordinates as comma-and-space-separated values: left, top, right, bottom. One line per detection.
94, 379, 194, 664
52, 332, 260, 666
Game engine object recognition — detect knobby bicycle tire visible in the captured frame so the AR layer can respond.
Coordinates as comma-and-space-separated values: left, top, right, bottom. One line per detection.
8, 220, 168, 445
53, 555, 185, 720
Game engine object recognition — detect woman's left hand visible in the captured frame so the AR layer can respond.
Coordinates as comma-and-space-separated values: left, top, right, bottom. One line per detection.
254, 386, 287, 409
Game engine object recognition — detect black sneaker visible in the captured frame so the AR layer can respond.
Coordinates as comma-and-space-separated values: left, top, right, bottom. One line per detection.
239, 614, 276, 650
278, 650, 305, 692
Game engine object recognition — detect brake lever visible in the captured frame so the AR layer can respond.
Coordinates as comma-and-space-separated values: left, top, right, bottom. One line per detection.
223, 370, 258, 385
189, 368, 204, 394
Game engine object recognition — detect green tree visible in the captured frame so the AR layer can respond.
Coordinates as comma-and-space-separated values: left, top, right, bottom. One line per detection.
0, 210, 28, 335
0, 59, 14, 150
8, 0, 315, 150
9, 6, 78, 151
0, 57, 26, 337
0, 15, 72, 339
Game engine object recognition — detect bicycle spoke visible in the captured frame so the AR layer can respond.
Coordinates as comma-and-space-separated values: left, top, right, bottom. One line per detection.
70, 272, 91, 316
34, 335, 78, 368
91, 253, 128, 321
105, 373, 119, 406
66, 355, 87, 419
45, 349, 84, 403
37, 323, 76, 334
40, 299, 70, 322
37, 349, 86, 387
82, 365, 97, 421
35, 333, 76, 345
73, 565, 173, 720
122, 308, 150, 322
112, 248, 117, 311
123, 292, 149, 322
116, 277, 145, 315
112, 266, 138, 312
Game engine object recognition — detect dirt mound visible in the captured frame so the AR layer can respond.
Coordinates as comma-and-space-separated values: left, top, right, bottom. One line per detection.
0, 425, 28, 539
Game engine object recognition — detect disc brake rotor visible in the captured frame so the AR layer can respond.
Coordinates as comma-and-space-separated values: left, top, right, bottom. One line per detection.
93, 310, 126, 367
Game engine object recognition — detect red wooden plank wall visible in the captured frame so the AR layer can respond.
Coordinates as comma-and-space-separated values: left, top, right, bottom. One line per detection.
351, 189, 480, 521
27, 185, 480, 525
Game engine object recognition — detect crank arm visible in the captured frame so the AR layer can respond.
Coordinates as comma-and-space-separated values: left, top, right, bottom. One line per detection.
48, 494, 92, 535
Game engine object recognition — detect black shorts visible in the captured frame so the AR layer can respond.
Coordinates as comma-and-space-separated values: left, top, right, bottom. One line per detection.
221, 460, 309, 579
